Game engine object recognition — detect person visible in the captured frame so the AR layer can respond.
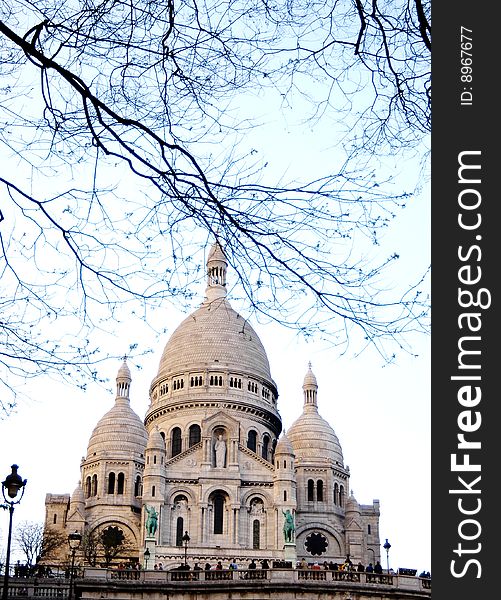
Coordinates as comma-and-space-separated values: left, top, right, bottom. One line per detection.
312, 562, 320, 570
204, 563, 211, 571
330, 562, 338, 571
299, 558, 308, 569
193, 563, 202, 571
365, 563, 374, 573
229, 558, 238, 570
158, 563, 164, 571
357, 562, 365, 572
261, 559, 269, 570
248, 559, 257, 570
215, 434, 226, 467
145, 505, 159, 536
374, 561, 383, 574
215, 561, 223, 570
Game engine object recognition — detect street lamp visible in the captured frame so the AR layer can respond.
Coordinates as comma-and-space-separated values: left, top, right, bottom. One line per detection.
67, 531, 82, 600
182, 531, 190, 567
143, 548, 150, 570
383, 538, 392, 574
2, 465, 27, 600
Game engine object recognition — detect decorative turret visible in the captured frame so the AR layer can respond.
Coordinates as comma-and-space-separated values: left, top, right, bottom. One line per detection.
204, 240, 228, 303
273, 431, 297, 515
116, 358, 131, 399
302, 362, 318, 410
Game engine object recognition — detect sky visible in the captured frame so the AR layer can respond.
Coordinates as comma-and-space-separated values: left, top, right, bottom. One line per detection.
0, 179, 430, 573
0, 4, 430, 576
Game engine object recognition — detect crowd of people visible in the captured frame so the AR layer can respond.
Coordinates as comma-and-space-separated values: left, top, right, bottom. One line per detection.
297, 556, 385, 573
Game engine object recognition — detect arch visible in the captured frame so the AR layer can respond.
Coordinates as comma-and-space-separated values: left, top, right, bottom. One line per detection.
261, 434, 270, 460
117, 472, 125, 495
176, 516, 184, 547
134, 476, 142, 497
307, 479, 314, 502
189, 424, 201, 447
108, 472, 116, 494
252, 519, 260, 549
85, 476, 91, 498
340, 485, 345, 507
171, 427, 182, 457
209, 490, 227, 535
247, 430, 257, 453
317, 479, 324, 502
91, 474, 98, 497
334, 483, 339, 505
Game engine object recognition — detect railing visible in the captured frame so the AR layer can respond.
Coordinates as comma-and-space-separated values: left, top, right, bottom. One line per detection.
92, 567, 431, 592
1, 569, 431, 596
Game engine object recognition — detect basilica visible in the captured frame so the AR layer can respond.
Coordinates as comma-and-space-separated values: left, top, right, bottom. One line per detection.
44, 241, 382, 569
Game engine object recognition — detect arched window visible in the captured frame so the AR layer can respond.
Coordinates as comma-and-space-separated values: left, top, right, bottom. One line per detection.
252, 520, 260, 549
53, 514, 57, 524
134, 476, 142, 496
307, 479, 314, 502
117, 472, 125, 495
171, 427, 182, 457
262, 435, 270, 460
334, 483, 339, 505
368, 524, 372, 535
152, 485, 156, 497
213, 493, 225, 534
176, 517, 184, 547
283, 490, 287, 502
91, 474, 98, 497
340, 485, 345, 507
85, 476, 91, 498
108, 472, 116, 494
247, 430, 257, 453
189, 424, 201, 447
317, 480, 324, 502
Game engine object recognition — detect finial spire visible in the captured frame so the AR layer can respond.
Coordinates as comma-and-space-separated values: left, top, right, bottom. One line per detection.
302, 362, 318, 411
116, 357, 132, 399
204, 240, 228, 302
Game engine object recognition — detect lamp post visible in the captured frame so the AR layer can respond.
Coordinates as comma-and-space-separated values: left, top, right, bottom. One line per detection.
182, 531, 190, 567
67, 531, 82, 600
143, 548, 150, 571
2, 465, 27, 600
383, 538, 391, 574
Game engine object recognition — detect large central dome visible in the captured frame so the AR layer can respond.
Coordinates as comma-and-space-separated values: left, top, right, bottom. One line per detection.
150, 242, 277, 398
156, 297, 273, 383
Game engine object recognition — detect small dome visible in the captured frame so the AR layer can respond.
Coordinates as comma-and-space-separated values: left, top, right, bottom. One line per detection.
146, 426, 166, 452
117, 359, 131, 381
303, 363, 318, 388
287, 409, 344, 465
86, 383, 147, 459
275, 432, 294, 456
287, 366, 344, 465
345, 491, 360, 513
70, 481, 85, 507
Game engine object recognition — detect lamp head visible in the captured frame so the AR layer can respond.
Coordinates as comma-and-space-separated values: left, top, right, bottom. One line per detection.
68, 531, 82, 550
2, 465, 27, 500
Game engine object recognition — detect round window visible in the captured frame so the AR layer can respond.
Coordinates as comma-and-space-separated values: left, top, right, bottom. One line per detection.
304, 532, 328, 556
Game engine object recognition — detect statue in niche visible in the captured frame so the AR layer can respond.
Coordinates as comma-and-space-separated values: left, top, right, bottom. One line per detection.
214, 434, 226, 468
145, 505, 158, 536
282, 508, 295, 543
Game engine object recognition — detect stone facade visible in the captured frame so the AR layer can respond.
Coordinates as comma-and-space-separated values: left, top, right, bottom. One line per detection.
44, 242, 381, 570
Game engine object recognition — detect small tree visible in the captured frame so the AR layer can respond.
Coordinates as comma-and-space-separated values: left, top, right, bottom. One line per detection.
15, 522, 66, 568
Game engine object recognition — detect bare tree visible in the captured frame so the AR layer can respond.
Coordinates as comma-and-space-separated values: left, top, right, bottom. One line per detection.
15, 522, 67, 568
0, 1, 430, 414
